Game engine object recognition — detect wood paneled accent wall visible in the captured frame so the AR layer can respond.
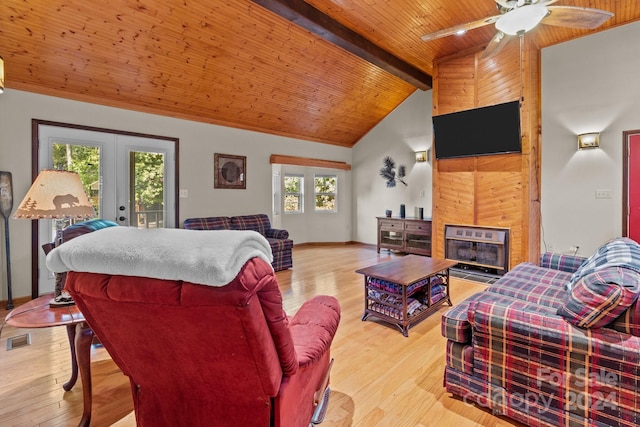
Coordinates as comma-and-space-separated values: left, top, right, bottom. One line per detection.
432, 39, 541, 269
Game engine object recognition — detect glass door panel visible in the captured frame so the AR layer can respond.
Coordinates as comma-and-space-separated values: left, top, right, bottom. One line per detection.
52, 142, 102, 224
129, 151, 165, 228
380, 229, 403, 249
405, 232, 431, 252
38, 139, 106, 294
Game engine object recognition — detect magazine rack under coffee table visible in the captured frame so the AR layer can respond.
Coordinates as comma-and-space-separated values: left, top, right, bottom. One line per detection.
356, 255, 457, 337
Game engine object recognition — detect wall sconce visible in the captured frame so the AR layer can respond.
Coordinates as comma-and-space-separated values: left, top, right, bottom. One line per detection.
415, 150, 427, 162
0, 56, 4, 93
578, 132, 600, 150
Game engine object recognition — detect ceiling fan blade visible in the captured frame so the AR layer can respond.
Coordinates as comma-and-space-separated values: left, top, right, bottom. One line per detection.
496, 0, 560, 9
482, 31, 511, 59
543, 6, 614, 29
421, 15, 501, 41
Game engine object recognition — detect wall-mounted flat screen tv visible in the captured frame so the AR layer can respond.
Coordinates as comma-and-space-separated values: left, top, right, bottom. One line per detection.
433, 100, 521, 160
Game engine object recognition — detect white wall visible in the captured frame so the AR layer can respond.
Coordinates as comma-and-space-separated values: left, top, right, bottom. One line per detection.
0, 89, 351, 299
352, 90, 433, 245
541, 20, 640, 256
278, 165, 352, 243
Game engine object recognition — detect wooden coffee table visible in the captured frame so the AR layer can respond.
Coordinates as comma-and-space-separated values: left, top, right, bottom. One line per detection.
5, 294, 94, 427
356, 255, 457, 336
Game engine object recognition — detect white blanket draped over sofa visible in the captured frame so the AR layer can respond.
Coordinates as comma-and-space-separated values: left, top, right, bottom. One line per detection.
46, 226, 274, 287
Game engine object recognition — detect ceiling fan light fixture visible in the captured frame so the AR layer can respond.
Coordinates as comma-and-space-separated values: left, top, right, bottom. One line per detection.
495, 4, 548, 35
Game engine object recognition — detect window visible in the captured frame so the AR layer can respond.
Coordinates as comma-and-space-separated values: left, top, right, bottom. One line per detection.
284, 174, 303, 213
314, 174, 337, 212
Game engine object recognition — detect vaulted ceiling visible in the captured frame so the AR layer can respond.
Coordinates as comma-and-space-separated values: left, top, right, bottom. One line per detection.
1, 1, 639, 147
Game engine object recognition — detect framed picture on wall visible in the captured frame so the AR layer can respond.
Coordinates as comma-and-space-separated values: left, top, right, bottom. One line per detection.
214, 153, 246, 189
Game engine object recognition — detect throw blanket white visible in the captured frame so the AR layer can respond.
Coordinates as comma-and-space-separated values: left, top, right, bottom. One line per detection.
46, 227, 274, 287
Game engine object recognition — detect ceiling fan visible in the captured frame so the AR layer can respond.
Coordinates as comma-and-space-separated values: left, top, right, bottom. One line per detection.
421, 0, 614, 58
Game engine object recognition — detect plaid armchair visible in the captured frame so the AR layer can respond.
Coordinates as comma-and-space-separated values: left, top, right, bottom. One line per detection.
442, 249, 640, 426
183, 214, 293, 271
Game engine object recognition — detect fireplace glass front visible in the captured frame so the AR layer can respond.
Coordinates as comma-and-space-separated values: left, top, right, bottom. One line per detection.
445, 225, 509, 276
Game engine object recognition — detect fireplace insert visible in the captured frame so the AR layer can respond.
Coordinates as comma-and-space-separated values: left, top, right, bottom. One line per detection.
444, 224, 509, 276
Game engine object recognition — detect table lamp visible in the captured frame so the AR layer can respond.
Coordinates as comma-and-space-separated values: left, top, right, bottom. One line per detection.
14, 169, 95, 306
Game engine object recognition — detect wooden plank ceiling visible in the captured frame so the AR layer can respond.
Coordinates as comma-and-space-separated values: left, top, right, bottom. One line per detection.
1, 0, 638, 147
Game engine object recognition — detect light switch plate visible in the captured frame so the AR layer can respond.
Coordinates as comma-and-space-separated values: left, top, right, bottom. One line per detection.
595, 190, 612, 199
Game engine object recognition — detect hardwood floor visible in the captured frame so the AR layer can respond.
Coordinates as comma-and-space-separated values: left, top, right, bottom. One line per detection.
0, 244, 521, 426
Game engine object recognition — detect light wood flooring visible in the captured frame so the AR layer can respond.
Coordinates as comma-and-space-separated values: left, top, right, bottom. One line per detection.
0, 244, 522, 426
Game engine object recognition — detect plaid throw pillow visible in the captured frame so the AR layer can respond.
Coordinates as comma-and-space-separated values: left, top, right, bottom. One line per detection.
566, 237, 640, 291
558, 266, 640, 328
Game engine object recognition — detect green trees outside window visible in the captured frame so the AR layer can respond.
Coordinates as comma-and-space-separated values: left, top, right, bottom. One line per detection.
52, 143, 100, 215
284, 175, 303, 213
314, 175, 337, 211
52, 144, 165, 226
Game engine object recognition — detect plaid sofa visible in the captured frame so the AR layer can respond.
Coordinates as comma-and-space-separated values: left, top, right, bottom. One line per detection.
183, 214, 293, 271
442, 249, 640, 426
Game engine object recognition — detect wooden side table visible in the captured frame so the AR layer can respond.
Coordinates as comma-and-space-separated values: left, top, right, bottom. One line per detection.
4, 294, 94, 427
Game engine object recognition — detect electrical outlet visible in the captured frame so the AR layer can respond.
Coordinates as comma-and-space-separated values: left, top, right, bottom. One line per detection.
179, 189, 188, 198
595, 190, 612, 199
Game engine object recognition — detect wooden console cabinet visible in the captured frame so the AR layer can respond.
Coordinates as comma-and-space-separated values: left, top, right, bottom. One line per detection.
377, 217, 432, 256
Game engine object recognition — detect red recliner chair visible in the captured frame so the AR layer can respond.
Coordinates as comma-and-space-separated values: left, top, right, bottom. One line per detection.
65, 256, 341, 427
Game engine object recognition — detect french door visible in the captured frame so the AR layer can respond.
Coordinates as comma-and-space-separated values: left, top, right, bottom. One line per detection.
35, 122, 177, 295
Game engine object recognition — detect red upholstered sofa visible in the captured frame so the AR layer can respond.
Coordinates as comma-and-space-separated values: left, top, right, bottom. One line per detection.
184, 214, 293, 271
51, 227, 339, 427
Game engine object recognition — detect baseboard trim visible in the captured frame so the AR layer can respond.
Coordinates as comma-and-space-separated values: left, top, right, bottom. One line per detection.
294, 241, 366, 247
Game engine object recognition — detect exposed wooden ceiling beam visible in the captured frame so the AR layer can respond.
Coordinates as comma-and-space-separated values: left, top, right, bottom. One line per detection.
251, 0, 432, 90
270, 154, 352, 170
